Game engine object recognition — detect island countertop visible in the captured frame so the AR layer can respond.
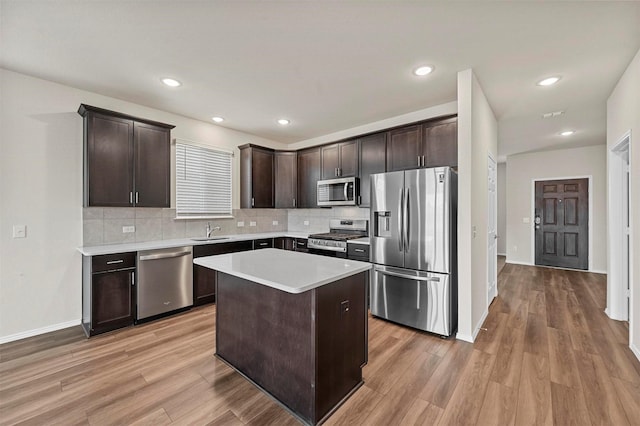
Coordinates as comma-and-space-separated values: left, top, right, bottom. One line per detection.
193, 248, 371, 294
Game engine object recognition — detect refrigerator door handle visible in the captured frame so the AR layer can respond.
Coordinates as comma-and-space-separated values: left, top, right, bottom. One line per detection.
374, 267, 440, 282
404, 187, 410, 252
398, 187, 404, 252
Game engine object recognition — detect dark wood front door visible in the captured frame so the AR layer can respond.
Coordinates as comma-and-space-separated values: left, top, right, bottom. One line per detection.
535, 178, 588, 270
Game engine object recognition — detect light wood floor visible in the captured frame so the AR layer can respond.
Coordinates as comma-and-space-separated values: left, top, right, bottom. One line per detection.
1, 264, 639, 425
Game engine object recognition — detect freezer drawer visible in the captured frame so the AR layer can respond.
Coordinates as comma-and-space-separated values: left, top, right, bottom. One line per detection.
370, 265, 453, 336
137, 246, 193, 320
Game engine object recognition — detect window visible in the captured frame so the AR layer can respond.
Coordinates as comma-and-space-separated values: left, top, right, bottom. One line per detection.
175, 139, 233, 218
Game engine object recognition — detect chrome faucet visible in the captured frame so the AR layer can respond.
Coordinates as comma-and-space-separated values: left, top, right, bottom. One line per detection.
206, 222, 221, 238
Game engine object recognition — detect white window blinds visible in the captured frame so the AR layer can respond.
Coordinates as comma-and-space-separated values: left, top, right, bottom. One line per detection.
175, 140, 233, 218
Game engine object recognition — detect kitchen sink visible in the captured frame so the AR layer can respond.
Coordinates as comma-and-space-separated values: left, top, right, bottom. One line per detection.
191, 237, 229, 241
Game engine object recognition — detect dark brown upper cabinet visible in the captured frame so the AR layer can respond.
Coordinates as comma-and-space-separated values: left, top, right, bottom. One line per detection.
78, 104, 173, 208
386, 124, 423, 172
275, 151, 297, 208
240, 144, 275, 208
358, 132, 387, 207
423, 117, 458, 168
321, 140, 358, 179
297, 147, 321, 208
386, 116, 458, 172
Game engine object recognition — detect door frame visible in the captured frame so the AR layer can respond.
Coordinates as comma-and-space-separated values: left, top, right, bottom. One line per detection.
530, 175, 593, 271
607, 130, 632, 323
487, 153, 498, 304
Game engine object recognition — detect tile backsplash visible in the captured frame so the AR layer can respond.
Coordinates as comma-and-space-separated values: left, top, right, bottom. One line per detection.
82, 208, 288, 246
82, 207, 370, 246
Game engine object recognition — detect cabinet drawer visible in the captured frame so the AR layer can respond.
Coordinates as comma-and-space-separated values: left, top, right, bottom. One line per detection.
92, 252, 136, 273
253, 238, 274, 249
347, 244, 369, 261
193, 241, 253, 258
295, 238, 308, 252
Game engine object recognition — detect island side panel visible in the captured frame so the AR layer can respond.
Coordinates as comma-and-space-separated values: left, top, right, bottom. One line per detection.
314, 271, 367, 423
215, 272, 315, 422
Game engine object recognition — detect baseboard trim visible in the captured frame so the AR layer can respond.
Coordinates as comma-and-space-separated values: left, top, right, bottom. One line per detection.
0, 319, 81, 344
506, 260, 533, 266
631, 342, 640, 363
497, 252, 507, 256
589, 269, 607, 275
473, 309, 490, 341
455, 332, 474, 343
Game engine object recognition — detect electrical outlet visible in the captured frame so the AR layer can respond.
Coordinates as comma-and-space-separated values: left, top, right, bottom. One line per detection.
249, 221, 257, 227
12, 225, 26, 238
122, 225, 135, 233
272, 220, 278, 226
237, 221, 245, 227
472, 225, 477, 239
304, 220, 310, 226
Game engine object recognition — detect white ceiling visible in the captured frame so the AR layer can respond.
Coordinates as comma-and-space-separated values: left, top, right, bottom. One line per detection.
1, 1, 639, 160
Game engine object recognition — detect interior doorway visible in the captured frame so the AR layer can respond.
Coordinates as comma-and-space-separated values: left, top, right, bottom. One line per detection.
534, 178, 589, 270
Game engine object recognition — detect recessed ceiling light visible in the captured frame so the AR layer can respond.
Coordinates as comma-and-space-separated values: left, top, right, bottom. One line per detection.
560, 130, 575, 136
212, 116, 224, 123
161, 78, 181, 87
537, 76, 561, 86
277, 119, 290, 125
414, 66, 434, 76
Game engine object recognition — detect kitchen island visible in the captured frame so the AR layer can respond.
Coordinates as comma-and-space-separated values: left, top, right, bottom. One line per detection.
194, 249, 371, 425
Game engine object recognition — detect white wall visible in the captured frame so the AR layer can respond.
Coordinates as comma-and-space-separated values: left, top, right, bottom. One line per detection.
607, 48, 640, 359
505, 145, 607, 273
457, 69, 498, 342
290, 102, 458, 149
497, 162, 507, 255
0, 69, 284, 341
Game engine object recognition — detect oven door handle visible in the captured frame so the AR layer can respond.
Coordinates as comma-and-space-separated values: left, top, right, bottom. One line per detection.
307, 243, 347, 253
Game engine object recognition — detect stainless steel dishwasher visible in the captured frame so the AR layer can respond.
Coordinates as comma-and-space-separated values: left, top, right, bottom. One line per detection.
136, 246, 193, 320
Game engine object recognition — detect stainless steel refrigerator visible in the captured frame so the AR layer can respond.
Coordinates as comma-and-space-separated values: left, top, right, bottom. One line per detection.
370, 167, 457, 336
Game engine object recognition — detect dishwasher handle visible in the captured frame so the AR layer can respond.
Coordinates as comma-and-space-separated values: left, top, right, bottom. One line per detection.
139, 250, 191, 261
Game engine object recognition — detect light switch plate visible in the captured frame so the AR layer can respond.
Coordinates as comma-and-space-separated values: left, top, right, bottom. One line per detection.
304, 220, 310, 226
122, 225, 135, 233
249, 221, 257, 227
272, 220, 278, 226
12, 225, 26, 238
237, 221, 245, 227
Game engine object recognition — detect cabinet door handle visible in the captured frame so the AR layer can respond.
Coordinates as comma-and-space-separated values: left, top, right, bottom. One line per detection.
354, 248, 365, 253
131, 271, 135, 286
251, 197, 255, 207
293, 198, 296, 207
417, 156, 421, 167
135, 192, 139, 204
422, 155, 425, 167
129, 192, 133, 204
106, 259, 124, 265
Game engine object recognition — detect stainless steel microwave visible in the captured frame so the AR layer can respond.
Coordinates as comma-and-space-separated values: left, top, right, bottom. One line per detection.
317, 177, 359, 206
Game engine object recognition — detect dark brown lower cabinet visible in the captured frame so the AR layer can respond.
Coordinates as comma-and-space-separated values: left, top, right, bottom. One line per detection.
274, 237, 295, 250
253, 238, 273, 249
192, 241, 253, 306
216, 271, 367, 425
82, 252, 136, 337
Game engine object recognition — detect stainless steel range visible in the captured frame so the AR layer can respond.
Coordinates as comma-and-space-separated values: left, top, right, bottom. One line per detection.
308, 219, 368, 257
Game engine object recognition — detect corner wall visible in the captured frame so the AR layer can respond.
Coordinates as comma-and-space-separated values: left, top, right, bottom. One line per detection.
607, 48, 640, 359
0, 69, 284, 341
457, 69, 498, 342
505, 145, 607, 273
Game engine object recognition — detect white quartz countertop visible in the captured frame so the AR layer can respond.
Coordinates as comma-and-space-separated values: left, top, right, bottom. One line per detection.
77, 232, 312, 256
194, 248, 372, 294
